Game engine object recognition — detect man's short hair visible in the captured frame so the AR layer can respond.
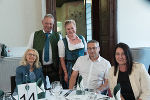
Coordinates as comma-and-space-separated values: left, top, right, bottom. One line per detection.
43, 14, 55, 22
87, 40, 100, 47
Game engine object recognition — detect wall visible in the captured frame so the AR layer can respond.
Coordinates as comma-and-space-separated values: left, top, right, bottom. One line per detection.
0, 0, 43, 47
0, 1, 85, 47
0, 57, 20, 92
56, 1, 86, 38
117, 0, 150, 48
131, 47, 150, 70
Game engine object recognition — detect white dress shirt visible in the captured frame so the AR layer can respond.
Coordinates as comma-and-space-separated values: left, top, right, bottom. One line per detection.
73, 55, 111, 89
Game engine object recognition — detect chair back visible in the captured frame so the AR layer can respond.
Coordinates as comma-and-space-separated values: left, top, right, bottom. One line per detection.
148, 65, 150, 75
10, 76, 16, 94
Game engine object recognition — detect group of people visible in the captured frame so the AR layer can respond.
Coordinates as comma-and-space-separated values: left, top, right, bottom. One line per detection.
14, 14, 150, 100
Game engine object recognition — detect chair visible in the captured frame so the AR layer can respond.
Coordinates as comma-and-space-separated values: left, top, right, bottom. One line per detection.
10, 76, 16, 94
148, 65, 150, 75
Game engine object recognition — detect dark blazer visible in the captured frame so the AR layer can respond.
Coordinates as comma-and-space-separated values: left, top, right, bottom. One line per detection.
14, 65, 46, 92
16, 64, 46, 85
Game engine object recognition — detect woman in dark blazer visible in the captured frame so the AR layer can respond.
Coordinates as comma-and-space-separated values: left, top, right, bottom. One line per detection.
14, 48, 46, 93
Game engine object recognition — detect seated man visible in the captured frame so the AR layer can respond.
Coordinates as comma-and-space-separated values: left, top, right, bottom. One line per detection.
69, 40, 111, 93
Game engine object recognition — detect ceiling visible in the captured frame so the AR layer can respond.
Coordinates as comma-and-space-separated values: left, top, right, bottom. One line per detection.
56, 0, 82, 7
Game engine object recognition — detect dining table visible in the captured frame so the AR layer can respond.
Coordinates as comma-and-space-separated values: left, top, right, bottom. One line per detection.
43, 89, 110, 100
12, 89, 110, 100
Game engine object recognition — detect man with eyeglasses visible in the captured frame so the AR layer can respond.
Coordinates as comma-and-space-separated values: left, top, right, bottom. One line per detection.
69, 40, 111, 94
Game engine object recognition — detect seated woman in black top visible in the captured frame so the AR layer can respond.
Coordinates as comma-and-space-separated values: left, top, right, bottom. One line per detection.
108, 43, 150, 100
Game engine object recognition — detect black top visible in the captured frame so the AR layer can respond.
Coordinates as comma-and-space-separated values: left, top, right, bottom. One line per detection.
117, 71, 135, 100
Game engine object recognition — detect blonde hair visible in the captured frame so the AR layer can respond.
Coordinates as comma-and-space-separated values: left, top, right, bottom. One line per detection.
20, 48, 41, 68
64, 19, 76, 28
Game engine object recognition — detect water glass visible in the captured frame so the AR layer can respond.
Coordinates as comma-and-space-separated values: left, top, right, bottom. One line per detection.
2, 92, 13, 100
51, 81, 63, 99
87, 92, 97, 100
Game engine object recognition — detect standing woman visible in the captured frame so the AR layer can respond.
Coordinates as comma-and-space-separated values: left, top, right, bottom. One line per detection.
14, 49, 46, 93
108, 43, 150, 100
58, 20, 87, 89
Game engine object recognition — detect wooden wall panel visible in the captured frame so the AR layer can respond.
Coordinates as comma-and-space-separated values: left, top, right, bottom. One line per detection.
92, 0, 117, 65
46, 0, 57, 32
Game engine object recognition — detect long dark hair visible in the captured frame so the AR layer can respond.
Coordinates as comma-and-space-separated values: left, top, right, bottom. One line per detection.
113, 43, 133, 76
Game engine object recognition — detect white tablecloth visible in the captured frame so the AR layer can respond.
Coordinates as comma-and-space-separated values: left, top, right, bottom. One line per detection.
44, 90, 109, 100
13, 90, 109, 100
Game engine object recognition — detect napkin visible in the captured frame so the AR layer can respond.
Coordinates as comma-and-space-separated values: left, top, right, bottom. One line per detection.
36, 78, 46, 99
110, 83, 121, 100
77, 75, 84, 90
0, 89, 4, 98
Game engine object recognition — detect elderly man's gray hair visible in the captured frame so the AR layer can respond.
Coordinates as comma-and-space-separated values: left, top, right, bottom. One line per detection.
43, 14, 55, 22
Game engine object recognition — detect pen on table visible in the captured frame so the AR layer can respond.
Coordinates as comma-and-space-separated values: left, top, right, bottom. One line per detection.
64, 90, 73, 97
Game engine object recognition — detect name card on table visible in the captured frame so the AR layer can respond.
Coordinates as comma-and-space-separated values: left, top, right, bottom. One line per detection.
18, 83, 38, 100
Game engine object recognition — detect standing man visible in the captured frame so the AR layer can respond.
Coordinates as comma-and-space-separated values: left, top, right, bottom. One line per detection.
69, 40, 111, 93
28, 14, 61, 83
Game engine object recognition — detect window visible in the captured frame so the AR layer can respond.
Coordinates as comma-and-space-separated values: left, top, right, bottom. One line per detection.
85, 0, 92, 42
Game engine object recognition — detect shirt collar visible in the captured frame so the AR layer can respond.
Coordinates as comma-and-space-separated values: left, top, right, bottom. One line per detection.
66, 34, 79, 41
88, 55, 102, 62
43, 30, 52, 34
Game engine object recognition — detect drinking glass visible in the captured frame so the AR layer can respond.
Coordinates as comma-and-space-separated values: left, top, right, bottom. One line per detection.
85, 89, 97, 100
51, 81, 63, 100
2, 92, 13, 100
87, 92, 97, 100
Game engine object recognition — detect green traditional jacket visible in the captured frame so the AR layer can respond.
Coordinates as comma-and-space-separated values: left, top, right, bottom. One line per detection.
33, 30, 60, 69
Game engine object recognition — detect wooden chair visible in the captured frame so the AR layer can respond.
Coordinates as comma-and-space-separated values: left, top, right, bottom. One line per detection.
10, 76, 16, 94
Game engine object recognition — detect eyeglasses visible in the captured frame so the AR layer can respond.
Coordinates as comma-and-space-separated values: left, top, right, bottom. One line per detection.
27, 53, 36, 57
87, 47, 98, 51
